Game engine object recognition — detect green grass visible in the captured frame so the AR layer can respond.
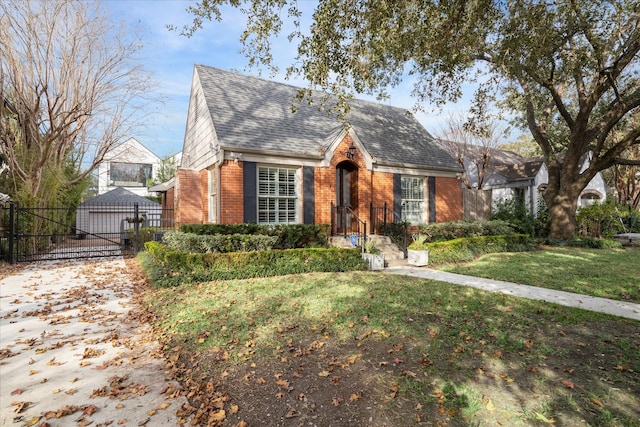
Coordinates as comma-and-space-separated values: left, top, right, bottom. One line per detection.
440, 246, 640, 303
139, 266, 640, 426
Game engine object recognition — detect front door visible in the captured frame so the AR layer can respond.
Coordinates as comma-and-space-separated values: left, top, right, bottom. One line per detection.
336, 162, 358, 233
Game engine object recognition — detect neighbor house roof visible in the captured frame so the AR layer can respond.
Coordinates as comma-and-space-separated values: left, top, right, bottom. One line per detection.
195, 64, 460, 171
493, 157, 544, 182
80, 187, 160, 206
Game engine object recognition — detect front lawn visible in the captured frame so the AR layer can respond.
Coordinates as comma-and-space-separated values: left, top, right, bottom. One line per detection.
135, 260, 640, 426
440, 246, 640, 303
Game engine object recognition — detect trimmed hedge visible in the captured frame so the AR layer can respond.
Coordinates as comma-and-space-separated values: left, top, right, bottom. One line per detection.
179, 223, 329, 249
426, 234, 535, 265
417, 220, 516, 242
141, 241, 367, 287
162, 231, 278, 253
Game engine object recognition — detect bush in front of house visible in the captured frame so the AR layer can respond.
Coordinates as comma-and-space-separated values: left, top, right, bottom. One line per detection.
416, 220, 517, 243
125, 227, 163, 247
162, 231, 278, 253
179, 223, 329, 249
576, 200, 640, 237
538, 237, 623, 249
426, 234, 536, 266
140, 241, 367, 287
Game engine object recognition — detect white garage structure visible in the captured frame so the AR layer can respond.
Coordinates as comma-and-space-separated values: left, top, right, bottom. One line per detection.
76, 188, 163, 240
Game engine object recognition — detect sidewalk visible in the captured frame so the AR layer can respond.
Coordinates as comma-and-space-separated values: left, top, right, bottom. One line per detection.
386, 266, 640, 321
0, 257, 187, 426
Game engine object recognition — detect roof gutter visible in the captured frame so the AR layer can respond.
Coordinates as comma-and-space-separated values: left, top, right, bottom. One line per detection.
219, 145, 325, 161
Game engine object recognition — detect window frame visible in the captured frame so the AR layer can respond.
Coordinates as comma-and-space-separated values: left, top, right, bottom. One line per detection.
109, 162, 153, 187
257, 165, 300, 225
401, 176, 426, 224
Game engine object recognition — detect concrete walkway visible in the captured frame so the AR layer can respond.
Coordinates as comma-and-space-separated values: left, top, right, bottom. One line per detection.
386, 266, 640, 321
0, 257, 187, 426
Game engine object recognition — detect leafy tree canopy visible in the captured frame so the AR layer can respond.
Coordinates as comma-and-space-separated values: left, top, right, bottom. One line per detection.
180, 0, 640, 238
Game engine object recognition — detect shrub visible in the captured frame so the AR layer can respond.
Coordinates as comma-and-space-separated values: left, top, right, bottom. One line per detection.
416, 220, 516, 243
491, 198, 535, 235
162, 231, 278, 253
125, 227, 163, 247
178, 223, 329, 249
141, 241, 367, 287
576, 200, 626, 238
538, 237, 623, 249
426, 234, 535, 266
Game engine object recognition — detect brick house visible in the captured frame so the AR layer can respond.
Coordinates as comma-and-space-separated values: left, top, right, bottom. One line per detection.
163, 64, 463, 234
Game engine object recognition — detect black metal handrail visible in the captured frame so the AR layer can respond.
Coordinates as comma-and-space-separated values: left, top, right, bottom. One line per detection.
330, 202, 367, 247
369, 202, 408, 257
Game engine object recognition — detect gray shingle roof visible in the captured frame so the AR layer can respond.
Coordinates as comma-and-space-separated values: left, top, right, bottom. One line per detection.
196, 65, 460, 171
80, 188, 160, 206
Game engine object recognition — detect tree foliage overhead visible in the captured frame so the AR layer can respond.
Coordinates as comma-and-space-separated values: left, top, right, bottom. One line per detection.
181, 0, 639, 238
0, 0, 154, 206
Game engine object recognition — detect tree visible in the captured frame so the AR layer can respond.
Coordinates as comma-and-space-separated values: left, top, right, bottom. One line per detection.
155, 154, 180, 185
180, 0, 640, 239
437, 113, 505, 190
0, 0, 153, 207
500, 134, 542, 158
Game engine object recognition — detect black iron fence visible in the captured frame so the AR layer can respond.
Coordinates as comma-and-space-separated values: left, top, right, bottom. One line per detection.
1, 201, 174, 263
369, 202, 408, 257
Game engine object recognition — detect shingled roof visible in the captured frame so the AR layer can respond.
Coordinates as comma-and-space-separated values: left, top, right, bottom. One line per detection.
196, 64, 460, 171
80, 188, 160, 206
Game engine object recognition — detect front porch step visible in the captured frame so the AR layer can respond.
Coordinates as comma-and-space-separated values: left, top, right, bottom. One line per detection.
328, 235, 406, 262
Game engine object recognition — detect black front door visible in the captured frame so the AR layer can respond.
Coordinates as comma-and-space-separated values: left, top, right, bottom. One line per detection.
336, 162, 358, 233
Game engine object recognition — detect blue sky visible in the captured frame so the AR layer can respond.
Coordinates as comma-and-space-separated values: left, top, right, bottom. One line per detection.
107, 0, 478, 158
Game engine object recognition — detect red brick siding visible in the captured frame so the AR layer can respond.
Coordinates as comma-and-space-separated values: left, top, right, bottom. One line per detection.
435, 177, 463, 222
220, 160, 244, 224
175, 168, 203, 227
199, 169, 209, 222
314, 135, 395, 226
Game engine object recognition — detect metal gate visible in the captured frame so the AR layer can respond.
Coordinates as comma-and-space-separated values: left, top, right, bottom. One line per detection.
1, 201, 173, 263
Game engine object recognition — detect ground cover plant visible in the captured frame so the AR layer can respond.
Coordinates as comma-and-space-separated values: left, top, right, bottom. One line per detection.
136, 263, 640, 426
441, 247, 640, 303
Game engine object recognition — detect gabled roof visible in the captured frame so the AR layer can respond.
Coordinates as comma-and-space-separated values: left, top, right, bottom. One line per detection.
80, 187, 160, 206
437, 139, 544, 182
195, 64, 460, 171
493, 156, 544, 182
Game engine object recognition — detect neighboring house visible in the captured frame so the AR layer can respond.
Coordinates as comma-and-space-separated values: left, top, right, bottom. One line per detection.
454, 144, 607, 215
75, 187, 163, 238
97, 137, 162, 197
159, 64, 464, 233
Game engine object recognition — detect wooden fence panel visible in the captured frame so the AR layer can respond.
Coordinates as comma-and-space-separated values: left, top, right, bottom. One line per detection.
463, 189, 492, 221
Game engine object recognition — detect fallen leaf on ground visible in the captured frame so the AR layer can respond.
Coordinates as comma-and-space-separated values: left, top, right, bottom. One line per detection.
535, 412, 556, 424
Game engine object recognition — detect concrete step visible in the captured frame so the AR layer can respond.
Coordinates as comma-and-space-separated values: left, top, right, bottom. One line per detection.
329, 234, 407, 263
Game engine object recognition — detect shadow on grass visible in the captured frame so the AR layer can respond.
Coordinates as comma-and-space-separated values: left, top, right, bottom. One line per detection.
141, 270, 640, 426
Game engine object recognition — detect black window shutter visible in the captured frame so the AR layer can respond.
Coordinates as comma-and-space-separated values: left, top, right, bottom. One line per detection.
393, 174, 402, 215
303, 166, 315, 224
243, 161, 257, 223
428, 176, 436, 222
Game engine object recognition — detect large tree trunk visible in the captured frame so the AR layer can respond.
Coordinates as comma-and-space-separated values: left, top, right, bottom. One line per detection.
546, 190, 580, 240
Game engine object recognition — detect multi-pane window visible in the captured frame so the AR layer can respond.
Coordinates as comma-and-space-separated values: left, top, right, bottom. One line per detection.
109, 162, 152, 187
258, 167, 298, 224
401, 176, 425, 224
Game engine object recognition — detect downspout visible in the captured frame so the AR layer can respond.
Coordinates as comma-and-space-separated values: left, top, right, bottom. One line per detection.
217, 151, 223, 224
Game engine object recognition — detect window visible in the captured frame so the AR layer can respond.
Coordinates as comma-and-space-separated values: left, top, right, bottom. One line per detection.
401, 176, 425, 224
580, 192, 601, 207
258, 167, 298, 224
208, 167, 217, 223
109, 162, 152, 187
